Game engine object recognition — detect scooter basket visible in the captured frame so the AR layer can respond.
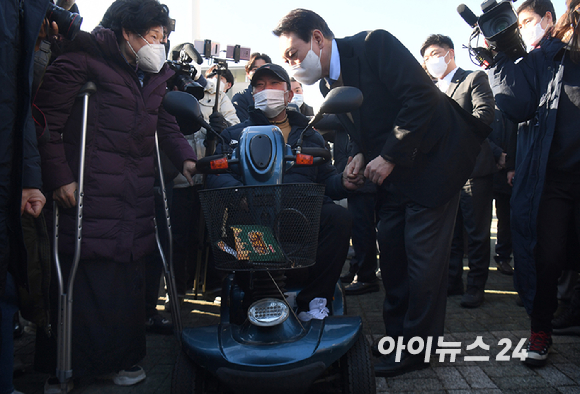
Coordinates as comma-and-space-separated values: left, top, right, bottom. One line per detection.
199, 183, 325, 271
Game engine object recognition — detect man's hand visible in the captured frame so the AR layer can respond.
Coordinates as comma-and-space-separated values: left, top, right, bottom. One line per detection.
507, 170, 515, 187
209, 112, 227, 134
364, 156, 395, 185
53, 182, 78, 209
35, 18, 58, 51
345, 153, 365, 179
21, 188, 46, 218
497, 152, 507, 170
342, 153, 365, 190
183, 160, 197, 186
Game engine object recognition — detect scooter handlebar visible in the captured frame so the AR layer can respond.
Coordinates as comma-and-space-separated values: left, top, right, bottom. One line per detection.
298, 147, 332, 165
196, 154, 237, 174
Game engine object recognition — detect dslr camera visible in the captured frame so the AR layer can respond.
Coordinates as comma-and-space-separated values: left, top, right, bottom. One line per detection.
46, 2, 83, 40
458, 0, 527, 67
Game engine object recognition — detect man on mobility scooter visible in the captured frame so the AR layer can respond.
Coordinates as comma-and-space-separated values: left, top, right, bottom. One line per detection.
207, 63, 362, 320
164, 64, 375, 393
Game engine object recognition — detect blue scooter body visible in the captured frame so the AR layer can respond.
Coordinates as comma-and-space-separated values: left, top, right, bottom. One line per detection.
182, 124, 363, 393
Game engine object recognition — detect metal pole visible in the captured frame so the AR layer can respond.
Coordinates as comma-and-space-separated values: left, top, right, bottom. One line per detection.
153, 132, 183, 337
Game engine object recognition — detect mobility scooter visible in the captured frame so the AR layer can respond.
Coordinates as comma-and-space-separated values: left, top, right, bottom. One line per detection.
163, 86, 375, 394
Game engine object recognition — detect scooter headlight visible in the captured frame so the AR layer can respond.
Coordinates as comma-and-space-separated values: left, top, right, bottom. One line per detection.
247, 298, 289, 327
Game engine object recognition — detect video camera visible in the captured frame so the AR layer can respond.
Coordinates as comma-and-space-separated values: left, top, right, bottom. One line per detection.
457, 0, 527, 68
166, 43, 205, 100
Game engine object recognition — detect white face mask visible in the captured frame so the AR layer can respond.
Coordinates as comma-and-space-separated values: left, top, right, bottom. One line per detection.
208, 78, 227, 93
253, 89, 288, 118
289, 38, 323, 86
291, 93, 304, 108
127, 35, 166, 73
521, 17, 545, 52
425, 51, 450, 79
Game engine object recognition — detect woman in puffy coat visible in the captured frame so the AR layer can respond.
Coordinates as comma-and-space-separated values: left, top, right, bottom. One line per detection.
34, 0, 196, 385
489, 0, 580, 368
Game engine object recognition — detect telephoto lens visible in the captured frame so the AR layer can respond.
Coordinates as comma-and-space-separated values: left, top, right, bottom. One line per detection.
46, 3, 83, 40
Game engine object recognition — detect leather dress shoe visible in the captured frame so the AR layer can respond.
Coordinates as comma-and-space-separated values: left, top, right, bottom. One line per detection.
340, 271, 356, 284
344, 280, 380, 295
374, 350, 429, 377
460, 287, 484, 308
496, 260, 514, 275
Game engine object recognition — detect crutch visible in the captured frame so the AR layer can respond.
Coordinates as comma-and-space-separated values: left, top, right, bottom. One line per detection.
53, 82, 96, 393
153, 132, 183, 338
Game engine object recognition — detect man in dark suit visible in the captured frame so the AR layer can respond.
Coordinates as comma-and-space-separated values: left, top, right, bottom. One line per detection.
273, 9, 490, 377
421, 35, 496, 308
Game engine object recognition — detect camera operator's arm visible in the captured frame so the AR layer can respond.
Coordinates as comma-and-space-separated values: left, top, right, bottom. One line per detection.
488, 51, 544, 123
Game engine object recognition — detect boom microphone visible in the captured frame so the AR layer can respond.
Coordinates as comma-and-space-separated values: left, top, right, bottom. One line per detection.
457, 4, 479, 28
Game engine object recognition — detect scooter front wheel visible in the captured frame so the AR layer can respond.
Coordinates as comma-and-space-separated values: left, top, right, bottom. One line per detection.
340, 333, 376, 394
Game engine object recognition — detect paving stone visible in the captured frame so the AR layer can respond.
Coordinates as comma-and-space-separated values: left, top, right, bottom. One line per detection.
387, 377, 444, 391
555, 363, 580, 384
457, 365, 499, 389
491, 375, 552, 391
433, 366, 470, 390
536, 365, 578, 386
557, 387, 580, 394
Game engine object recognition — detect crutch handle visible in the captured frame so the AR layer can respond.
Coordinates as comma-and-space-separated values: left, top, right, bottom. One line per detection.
77, 81, 97, 97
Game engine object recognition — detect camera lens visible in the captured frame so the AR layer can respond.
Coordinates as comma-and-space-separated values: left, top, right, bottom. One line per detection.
489, 16, 513, 36
46, 3, 83, 40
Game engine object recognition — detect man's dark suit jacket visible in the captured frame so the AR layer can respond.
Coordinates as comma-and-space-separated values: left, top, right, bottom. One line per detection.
320, 30, 491, 208
444, 68, 497, 178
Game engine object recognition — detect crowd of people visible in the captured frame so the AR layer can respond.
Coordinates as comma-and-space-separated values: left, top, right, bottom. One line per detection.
2, 0, 580, 393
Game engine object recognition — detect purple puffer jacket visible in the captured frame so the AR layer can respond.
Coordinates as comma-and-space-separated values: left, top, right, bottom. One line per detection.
35, 28, 196, 263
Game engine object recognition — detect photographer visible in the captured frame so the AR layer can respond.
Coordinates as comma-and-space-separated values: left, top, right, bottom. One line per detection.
33, 0, 196, 384
168, 65, 240, 302
231, 52, 272, 122
489, 0, 580, 367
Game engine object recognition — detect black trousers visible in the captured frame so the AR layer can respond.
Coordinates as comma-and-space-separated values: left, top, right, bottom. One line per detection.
532, 179, 580, 332
493, 191, 512, 262
346, 192, 378, 283
377, 183, 459, 342
448, 175, 494, 291
295, 202, 352, 311
171, 185, 200, 295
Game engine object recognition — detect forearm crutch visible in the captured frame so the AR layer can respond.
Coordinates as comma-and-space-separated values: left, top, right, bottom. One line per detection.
153, 131, 183, 338
53, 82, 96, 393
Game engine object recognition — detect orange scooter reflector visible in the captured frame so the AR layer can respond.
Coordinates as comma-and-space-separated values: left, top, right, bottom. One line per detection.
211, 157, 229, 170
296, 154, 314, 165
